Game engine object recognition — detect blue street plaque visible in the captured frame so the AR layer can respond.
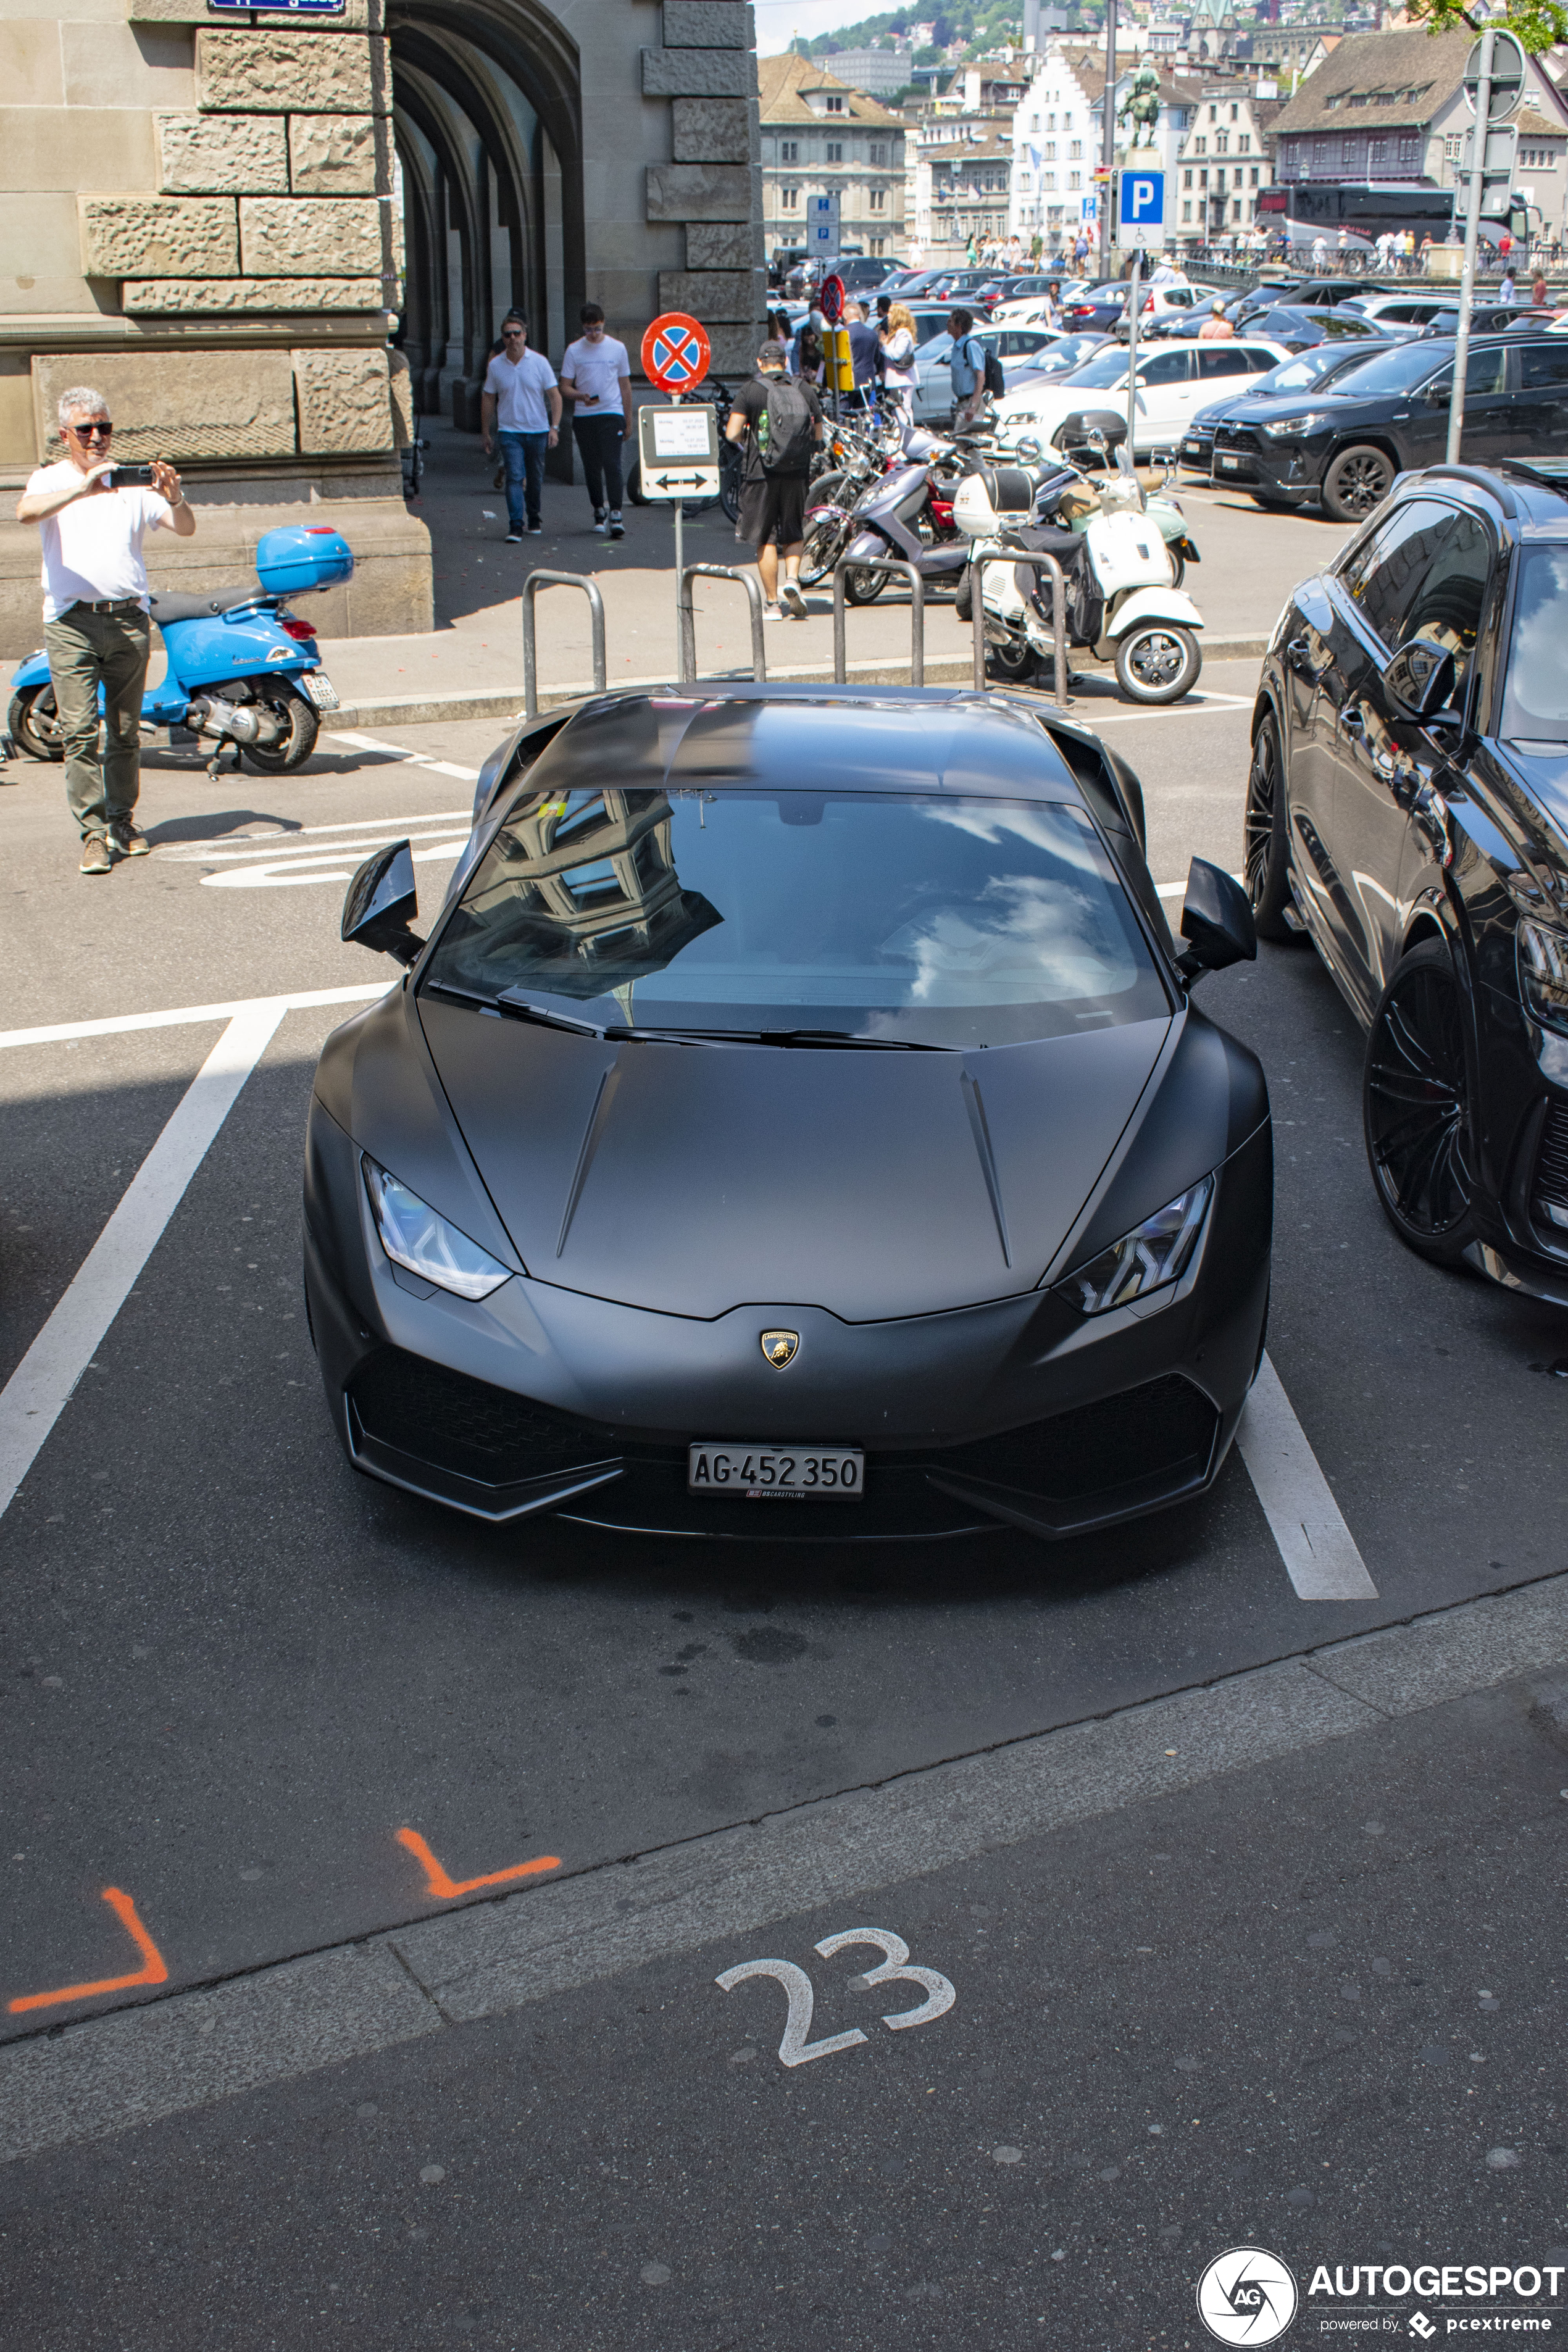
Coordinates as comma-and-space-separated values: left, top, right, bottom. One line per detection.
208, 1, 347, 13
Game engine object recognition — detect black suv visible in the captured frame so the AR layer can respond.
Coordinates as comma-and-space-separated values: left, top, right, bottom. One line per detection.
1211, 332, 1568, 522
1245, 458, 1568, 1305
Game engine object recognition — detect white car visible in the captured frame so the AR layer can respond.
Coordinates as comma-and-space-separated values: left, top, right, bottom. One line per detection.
991, 336, 1293, 459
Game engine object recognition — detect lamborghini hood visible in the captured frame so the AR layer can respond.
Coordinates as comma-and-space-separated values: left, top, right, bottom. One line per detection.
417, 995, 1172, 1321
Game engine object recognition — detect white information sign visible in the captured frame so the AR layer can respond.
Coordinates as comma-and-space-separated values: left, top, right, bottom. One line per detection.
638, 401, 720, 501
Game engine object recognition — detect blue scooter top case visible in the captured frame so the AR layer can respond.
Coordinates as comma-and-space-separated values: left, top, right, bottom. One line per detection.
254, 525, 354, 596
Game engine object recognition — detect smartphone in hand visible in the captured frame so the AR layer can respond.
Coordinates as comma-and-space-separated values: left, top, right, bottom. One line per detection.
106, 463, 157, 487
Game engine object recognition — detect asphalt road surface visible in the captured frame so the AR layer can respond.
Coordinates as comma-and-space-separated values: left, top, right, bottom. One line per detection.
2, 667, 1566, 2349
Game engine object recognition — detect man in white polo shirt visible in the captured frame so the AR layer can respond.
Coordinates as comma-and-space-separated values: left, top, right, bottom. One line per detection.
560, 302, 633, 539
16, 383, 195, 876
480, 313, 562, 543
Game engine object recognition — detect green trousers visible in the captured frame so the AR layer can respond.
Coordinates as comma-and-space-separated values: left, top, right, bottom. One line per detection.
44, 601, 151, 838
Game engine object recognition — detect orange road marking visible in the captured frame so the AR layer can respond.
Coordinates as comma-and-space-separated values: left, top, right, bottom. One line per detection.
7, 1887, 169, 2015
396, 1828, 561, 1901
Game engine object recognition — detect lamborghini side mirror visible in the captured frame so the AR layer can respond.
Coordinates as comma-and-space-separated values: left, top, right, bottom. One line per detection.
342, 840, 425, 965
1177, 856, 1257, 980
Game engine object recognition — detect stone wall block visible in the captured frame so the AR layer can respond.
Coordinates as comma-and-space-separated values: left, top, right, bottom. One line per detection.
388, 349, 414, 447
240, 195, 383, 276
195, 29, 377, 115
78, 194, 238, 278
123, 276, 384, 312
657, 268, 762, 322
671, 98, 751, 163
662, 2, 753, 46
293, 346, 393, 454
705, 323, 768, 376
685, 223, 758, 269
288, 114, 378, 195
645, 163, 753, 222
33, 349, 296, 463
640, 47, 750, 98
156, 111, 288, 194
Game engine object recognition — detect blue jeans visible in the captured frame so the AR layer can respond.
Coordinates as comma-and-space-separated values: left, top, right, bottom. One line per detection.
499, 430, 548, 529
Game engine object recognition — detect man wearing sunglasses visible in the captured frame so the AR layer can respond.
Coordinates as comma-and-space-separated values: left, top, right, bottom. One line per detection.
480, 313, 560, 543
15, 387, 194, 875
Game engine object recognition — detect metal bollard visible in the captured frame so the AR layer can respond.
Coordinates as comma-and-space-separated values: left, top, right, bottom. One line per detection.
830, 557, 925, 688
970, 548, 1069, 711
677, 564, 767, 686
522, 570, 607, 720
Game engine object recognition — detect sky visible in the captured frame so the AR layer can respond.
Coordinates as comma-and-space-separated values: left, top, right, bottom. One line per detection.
754, 0, 901, 57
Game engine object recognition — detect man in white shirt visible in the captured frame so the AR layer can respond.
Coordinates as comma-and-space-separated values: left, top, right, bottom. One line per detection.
480, 313, 561, 542
559, 303, 633, 539
16, 384, 195, 875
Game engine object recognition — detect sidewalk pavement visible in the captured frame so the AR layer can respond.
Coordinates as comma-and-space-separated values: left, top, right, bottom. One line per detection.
309, 417, 1346, 732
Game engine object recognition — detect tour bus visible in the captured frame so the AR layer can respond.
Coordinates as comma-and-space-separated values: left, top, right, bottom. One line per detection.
1255, 181, 1457, 252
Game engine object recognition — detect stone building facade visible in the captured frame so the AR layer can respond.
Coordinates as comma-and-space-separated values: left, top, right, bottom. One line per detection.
758, 53, 905, 268
0, 0, 764, 655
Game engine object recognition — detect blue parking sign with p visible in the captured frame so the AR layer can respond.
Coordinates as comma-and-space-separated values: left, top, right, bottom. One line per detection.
1120, 170, 1164, 228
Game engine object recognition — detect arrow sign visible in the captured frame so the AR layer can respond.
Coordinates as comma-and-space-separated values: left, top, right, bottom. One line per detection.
656, 470, 709, 490
641, 312, 712, 394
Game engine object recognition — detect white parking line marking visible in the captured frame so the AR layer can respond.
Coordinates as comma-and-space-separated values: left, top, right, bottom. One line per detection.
1238, 1355, 1377, 1599
152, 809, 470, 857
159, 828, 470, 866
202, 838, 466, 890
0, 1001, 286, 1522
325, 732, 480, 782
0, 985, 385, 1053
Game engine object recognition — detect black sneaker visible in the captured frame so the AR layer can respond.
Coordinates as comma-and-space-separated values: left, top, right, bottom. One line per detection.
505, 530, 523, 544
110, 821, 149, 856
79, 832, 112, 875
607, 511, 624, 539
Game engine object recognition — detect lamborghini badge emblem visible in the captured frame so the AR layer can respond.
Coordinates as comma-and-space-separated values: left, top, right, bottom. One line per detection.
761, 1330, 799, 1368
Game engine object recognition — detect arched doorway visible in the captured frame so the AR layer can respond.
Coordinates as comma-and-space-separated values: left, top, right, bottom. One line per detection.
389, 0, 583, 430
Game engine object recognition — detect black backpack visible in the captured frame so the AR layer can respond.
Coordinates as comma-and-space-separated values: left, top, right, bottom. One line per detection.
760, 376, 817, 475
982, 344, 1006, 401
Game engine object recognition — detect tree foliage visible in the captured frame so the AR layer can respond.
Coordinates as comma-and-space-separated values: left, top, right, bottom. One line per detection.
1407, 0, 1567, 52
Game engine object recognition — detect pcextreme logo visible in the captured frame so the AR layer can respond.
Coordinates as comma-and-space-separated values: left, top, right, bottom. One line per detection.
1198, 2247, 1301, 2345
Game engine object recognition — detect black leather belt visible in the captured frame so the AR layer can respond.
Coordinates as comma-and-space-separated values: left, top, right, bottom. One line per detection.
69, 597, 143, 614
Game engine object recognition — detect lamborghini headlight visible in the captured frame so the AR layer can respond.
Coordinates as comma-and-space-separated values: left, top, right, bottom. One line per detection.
1057, 1177, 1214, 1316
1518, 917, 1568, 1038
362, 1157, 512, 1299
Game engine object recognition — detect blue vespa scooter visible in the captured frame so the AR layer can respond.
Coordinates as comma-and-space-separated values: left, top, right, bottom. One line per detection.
6, 523, 352, 776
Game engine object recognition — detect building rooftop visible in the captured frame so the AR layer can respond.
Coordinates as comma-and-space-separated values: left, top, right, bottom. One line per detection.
756, 51, 904, 127
1267, 25, 1472, 137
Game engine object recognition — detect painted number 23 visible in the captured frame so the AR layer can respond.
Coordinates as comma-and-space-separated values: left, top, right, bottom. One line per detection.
715, 1929, 956, 2068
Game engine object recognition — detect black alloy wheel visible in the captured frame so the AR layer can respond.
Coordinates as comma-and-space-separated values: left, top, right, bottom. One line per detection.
1243, 712, 1295, 941
1362, 938, 1478, 1265
1321, 443, 1395, 525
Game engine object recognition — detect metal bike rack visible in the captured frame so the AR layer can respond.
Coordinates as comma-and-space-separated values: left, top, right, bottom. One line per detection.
522, 569, 606, 720
971, 549, 1070, 712
677, 564, 767, 687
830, 557, 925, 689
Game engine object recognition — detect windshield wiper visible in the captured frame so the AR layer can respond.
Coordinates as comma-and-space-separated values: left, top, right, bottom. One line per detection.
617, 1025, 960, 1051
496, 992, 612, 1037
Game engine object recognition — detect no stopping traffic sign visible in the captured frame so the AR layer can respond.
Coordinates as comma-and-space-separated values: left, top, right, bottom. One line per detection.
641, 312, 711, 394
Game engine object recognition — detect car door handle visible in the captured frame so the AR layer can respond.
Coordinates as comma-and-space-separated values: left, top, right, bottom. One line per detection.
1284, 635, 1316, 674
1341, 704, 1366, 732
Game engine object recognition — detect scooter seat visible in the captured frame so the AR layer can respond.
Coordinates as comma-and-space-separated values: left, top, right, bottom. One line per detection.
147, 586, 270, 625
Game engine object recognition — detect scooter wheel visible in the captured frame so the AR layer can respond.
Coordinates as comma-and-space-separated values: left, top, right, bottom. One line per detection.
1167, 551, 1185, 591
841, 565, 890, 606
237, 682, 320, 772
1114, 623, 1201, 706
7, 685, 65, 762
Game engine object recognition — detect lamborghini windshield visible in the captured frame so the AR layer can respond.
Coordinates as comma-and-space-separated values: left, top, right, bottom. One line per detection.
422, 788, 1169, 1050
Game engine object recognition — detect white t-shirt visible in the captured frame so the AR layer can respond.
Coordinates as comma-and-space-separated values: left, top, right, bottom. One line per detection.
562, 335, 631, 418
27, 464, 173, 622
483, 348, 558, 434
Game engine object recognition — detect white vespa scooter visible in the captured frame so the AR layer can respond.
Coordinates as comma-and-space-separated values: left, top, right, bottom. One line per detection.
954, 409, 1206, 704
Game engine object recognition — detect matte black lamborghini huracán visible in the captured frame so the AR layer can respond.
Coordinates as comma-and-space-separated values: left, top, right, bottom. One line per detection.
305, 686, 1272, 1540
1245, 459, 1568, 1306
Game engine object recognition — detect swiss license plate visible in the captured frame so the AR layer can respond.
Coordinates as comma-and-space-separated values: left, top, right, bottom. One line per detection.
1218, 454, 1241, 470
1182, 440, 1201, 456
301, 670, 340, 711
688, 1443, 864, 1500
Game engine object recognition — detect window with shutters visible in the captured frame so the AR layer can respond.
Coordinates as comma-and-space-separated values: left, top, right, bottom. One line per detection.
826, 142, 843, 161
870, 188, 886, 212
781, 141, 799, 163
781, 186, 798, 209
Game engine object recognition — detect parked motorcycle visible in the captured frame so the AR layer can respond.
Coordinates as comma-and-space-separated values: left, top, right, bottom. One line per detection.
811, 427, 975, 606
797, 416, 902, 585
954, 413, 1206, 704
7, 523, 351, 774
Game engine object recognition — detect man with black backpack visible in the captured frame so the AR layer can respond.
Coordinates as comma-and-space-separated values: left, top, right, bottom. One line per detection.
947, 308, 1003, 430
724, 339, 824, 621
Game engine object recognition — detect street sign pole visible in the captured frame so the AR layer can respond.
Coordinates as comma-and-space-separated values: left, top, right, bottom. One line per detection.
1448, 25, 1493, 462
1101, 0, 1118, 280
1125, 246, 1141, 457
